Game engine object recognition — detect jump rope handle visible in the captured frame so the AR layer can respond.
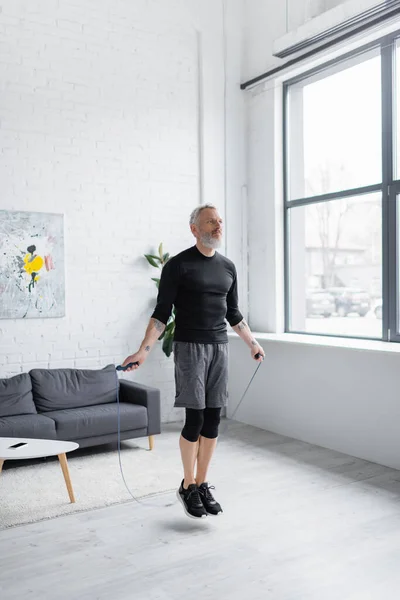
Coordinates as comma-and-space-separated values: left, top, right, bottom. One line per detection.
116, 361, 140, 371
254, 353, 263, 360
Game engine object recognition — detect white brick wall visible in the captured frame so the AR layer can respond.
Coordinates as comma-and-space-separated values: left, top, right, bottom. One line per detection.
0, 0, 244, 423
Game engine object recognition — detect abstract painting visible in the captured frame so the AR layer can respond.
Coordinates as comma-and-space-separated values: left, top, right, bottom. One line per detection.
0, 210, 65, 319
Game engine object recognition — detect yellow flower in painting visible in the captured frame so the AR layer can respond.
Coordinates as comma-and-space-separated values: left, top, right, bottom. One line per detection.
24, 254, 44, 279
23, 245, 45, 293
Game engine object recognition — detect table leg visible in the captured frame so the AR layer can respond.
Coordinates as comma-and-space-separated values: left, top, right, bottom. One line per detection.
57, 453, 76, 503
0, 460, 4, 474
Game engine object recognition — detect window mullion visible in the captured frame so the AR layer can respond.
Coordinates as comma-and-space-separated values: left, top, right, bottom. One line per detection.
286, 183, 383, 209
381, 36, 394, 341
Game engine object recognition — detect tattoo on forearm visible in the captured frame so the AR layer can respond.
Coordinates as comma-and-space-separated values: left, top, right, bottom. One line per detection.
145, 346, 150, 352
251, 340, 257, 346
152, 319, 164, 333
238, 320, 248, 331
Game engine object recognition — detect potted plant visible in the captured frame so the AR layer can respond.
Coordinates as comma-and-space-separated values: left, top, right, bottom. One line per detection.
144, 243, 175, 357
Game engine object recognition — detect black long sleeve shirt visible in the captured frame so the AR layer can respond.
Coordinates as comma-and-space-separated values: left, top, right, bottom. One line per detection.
151, 245, 243, 343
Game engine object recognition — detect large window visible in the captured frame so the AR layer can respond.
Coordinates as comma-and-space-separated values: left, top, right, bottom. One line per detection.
284, 34, 400, 341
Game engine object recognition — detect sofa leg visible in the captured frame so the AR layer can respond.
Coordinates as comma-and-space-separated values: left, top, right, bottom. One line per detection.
148, 435, 154, 451
0, 460, 3, 474
58, 453, 76, 503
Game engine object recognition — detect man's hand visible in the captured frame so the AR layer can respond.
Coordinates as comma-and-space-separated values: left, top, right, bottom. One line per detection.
122, 351, 146, 372
120, 319, 166, 373
231, 319, 265, 363
251, 345, 265, 362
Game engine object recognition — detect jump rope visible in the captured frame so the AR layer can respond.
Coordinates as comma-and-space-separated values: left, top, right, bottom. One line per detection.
114, 353, 263, 508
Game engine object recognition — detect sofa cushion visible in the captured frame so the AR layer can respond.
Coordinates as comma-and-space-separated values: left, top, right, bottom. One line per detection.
0, 414, 56, 439
44, 402, 148, 441
0, 373, 37, 417
30, 365, 118, 412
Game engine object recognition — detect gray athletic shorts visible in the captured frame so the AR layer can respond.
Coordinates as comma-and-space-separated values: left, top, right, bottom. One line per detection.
173, 342, 229, 410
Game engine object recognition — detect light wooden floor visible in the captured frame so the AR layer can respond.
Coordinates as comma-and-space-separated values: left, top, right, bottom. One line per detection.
2, 421, 400, 600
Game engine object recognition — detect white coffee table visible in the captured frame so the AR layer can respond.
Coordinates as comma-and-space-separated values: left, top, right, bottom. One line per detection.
0, 437, 79, 503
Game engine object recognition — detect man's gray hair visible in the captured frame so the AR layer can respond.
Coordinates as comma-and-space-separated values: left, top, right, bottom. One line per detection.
189, 204, 217, 226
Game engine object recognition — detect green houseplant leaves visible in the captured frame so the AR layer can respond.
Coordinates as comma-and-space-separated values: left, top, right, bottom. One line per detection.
144, 244, 175, 357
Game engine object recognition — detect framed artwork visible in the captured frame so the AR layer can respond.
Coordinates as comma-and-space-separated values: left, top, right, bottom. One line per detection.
0, 210, 65, 319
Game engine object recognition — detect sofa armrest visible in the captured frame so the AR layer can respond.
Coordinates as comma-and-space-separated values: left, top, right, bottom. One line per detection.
119, 380, 161, 435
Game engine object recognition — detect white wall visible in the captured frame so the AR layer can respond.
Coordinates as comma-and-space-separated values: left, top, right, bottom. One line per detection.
288, 0, 352, 31
242, 0, 367, 82
228, 336, 400, 470
0, 0, 245, 424
235, 0, 400, 469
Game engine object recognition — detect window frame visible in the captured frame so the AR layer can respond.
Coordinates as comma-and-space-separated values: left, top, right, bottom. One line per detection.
283, 30, 400, 342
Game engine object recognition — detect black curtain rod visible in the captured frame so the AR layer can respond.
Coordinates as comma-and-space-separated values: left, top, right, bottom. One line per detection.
240, 6, 400, 90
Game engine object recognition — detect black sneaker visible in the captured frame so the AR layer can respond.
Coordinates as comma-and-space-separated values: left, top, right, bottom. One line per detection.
176, 481, 207, 519
198, 483, 223, 516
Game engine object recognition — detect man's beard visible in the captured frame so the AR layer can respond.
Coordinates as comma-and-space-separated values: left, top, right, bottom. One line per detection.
200, 232, 222, 249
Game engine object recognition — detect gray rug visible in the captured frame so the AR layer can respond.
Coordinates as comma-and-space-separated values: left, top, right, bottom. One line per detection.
0, 424, 185, 529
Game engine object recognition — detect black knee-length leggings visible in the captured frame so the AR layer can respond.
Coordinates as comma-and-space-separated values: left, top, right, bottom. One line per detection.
181, 407, 222, 442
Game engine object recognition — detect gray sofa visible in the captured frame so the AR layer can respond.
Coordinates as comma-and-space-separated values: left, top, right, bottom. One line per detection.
0, 365, 161, 449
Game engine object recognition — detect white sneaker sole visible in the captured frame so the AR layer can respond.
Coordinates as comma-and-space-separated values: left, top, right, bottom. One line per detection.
176, 489, 207, 520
